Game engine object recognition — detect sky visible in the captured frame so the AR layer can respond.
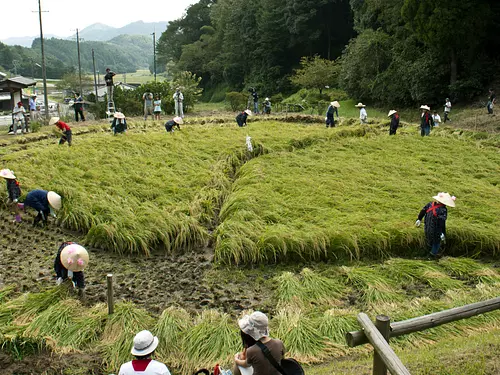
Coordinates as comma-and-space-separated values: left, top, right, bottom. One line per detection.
0, 0, 198, 40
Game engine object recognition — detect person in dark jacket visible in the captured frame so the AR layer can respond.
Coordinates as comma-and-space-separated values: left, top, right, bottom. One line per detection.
325, 101, 340, 128
50, 117, 72, 146
1, 169, 22, 222
73, 93, 85, 122
54, 242, 88, 295
165, 116, 183, 133
23, 189, 62, 227
388, 110, 400, 135
105, 68, 116, 102
415, 192, 456, 257
419, 105, 433, 136
236, 109, 252, 127
111, 112, 127, 135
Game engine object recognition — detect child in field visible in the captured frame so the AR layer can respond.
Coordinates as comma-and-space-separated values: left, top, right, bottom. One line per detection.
0, 169, 22, 222
415, 192, 456, 258
54, 242, 88, 296
154, 95, 162, 120
23, 189, 62, 227
50, 117, 72, 146
388, 110, 399, 135
164, 116, 183, 133
355, 103, 367, 124
432, 111, 441, 127
236, 109, 252, 127
111, 112, 127, 135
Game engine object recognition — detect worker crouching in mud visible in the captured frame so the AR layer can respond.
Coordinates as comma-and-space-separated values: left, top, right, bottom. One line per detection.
23, 189, 62, 227
55, 242, 89, 297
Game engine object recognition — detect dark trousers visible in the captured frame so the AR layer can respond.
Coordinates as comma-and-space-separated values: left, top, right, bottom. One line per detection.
389, 126, 397, 135
34, 209, 50, 226
326, 115, 335, 128
75, 108, 85, 122
59, 130, 72, 146
443, 112, 450, 122
421, 125, 430, 136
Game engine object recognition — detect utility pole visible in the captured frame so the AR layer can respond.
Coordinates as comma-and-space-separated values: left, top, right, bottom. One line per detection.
76, 28, 83, 95
92, 49, 98, 102
37, 0, 49, 122
151, 31, 156, 82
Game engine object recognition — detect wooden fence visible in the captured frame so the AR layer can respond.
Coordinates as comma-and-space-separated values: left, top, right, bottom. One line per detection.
346, 296, 500, 375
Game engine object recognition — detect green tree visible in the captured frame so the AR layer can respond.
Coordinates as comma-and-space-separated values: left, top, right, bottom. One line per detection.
55, 72, 93, 93
290, 56, 340, 94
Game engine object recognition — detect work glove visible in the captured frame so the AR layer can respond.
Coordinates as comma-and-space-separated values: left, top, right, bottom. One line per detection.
415, 220, 421, 227
13, 199, 18, 203
56, 277, 63, 285
325, 117, 328, 121
440, 233, 446, 243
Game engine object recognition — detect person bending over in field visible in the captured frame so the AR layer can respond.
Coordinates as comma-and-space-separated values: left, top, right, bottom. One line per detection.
54, 242, 88, 297
0, 169, 22, 223
50, 117, 72, 146
236, 109, 252, 127
23, 189, 61, 227
164, 116, 183, 133
119, 330, 171, 375
415, 192, 456, 258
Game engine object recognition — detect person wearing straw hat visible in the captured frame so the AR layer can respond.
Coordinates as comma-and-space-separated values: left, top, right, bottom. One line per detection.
233, 311, 285, 375
415, 192, 456, 257
355, 103, 367, 124
388, 110, 399, 135
119, 330, 171, 375
326, 101, 340, 128
23, 189, 62, 227
1, 169, 22, 223
419, 105, 433, 136
50, 117, 72, 146
54, 242, 88, 292
164, 116, 183, 133
236, 109, 252, 127
111, 112, 127, 135
263, 97, 272, 115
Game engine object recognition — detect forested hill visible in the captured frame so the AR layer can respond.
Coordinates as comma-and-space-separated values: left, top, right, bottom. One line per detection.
0, 35, 152, 79
158, 0, 500, 105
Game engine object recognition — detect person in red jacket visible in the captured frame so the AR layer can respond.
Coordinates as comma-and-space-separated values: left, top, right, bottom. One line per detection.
49, 117, 72, 146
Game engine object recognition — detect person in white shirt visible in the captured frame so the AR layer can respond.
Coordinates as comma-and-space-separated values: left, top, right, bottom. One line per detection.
173, 88, 184, 118
356, 102, 367, 124
118, 330, 171, 375
12, 101, 27, 134
432, 111, 441, 127
444, 98, 452, 122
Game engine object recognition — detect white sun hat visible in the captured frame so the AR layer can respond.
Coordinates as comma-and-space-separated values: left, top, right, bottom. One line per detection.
388, 110, 397, 117
331, 101, 340, 108
0, 169, 16, 179
420, 105, 431, 111
131, 330, 159, 356
432, 192, 456, 207
113, 112, 125, 119
60, 244, 89, 272
238, 311, 269, 341
244, 109, 252, 116
49, 117, 60, 125
47, 191, 62, 210
355, 103, 366, 108
265, 97, 270, 101
173, 116, 184, 125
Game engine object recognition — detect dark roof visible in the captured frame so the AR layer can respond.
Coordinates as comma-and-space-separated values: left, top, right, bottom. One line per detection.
5, 76, 37, 86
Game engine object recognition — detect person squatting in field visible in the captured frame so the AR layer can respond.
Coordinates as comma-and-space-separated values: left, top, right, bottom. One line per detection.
0, 169, 22, 222
325, 101, 340, 128
236, 109, 252, 127
415, 192, 456, 257
388, 110, 399, 135
23, 189, 62, 227
50, 117, 72, 146
111, 112, 127, 135
164, 116, 183, 133
54, 242, 88, 297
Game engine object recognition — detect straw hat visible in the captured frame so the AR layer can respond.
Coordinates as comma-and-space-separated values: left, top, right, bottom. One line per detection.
244, 109, 252, 116
131, 330, 159, 356
173, 116, 183, 125
355, 103, 366, 108
49, 117, 60, 125
0, 169, 16, 180
47, 191, 62, 210
238, 311, 269, 341
60, 244, 89, 272
432, 192, 456, 207
331, 101, 340, 108
265, 97, 270, 101
420, 105, 430, 111
388, 110, 397, 117
113, 112, 125, 119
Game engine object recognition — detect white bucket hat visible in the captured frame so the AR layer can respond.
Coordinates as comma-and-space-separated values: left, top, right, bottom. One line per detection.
49, 117, 60, 125
420, 105, 431, 111
47, 191, 62, 210
244, 109, 252, 116
60, 244, 89, 272
355, 103, 366, 108
0, 169, 16, 179
131, 330, 159, 356
433, 192, 456, 207
173, 116, 184, 125
388, 110, 397, 117
238, 311, 269, 341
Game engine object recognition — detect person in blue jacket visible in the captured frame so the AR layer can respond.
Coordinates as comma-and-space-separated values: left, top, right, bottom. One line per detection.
236, 109, 252, 127
325, 101, 340, 128
23, 189, 62, 226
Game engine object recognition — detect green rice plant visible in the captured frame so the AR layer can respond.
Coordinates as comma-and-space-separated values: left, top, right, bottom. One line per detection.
0, 332, 45, 360
271, 305, 327, 363
439, 257, 500, 284
300, 268, 345, 303
180, 310, 240, 374
100, 302, 154, 373
153, 307, 191, 367
274, 271, 304, 304
318, 308, 358, 345
58, 303, 107, 350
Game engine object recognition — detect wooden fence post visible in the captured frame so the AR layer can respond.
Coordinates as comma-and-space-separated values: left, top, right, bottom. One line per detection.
373, 315, 391, 375
107, 273, 114, 315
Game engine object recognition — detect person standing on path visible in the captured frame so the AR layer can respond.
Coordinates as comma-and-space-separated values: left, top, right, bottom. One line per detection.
355, 103, 367, 124
153, 95, 162, 121
487, 88, 496, 115
415, 192, 456, 258
73, 93, 85, 122
23, 189, 61, 227
443, 98, 452, 122
29, 94, 38, 122
419, 105, 433, 136
173, 88, 184, 118
104, 68, 116, 102
118, 330, 171, 375
50, 117, 72, 146
12, 101, 27, 135
143, 92, 154, 120
388, 110, 399, 135
1, 169, 22, 223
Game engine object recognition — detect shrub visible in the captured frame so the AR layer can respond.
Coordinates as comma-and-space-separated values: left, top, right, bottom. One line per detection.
225, 92, 247, 111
